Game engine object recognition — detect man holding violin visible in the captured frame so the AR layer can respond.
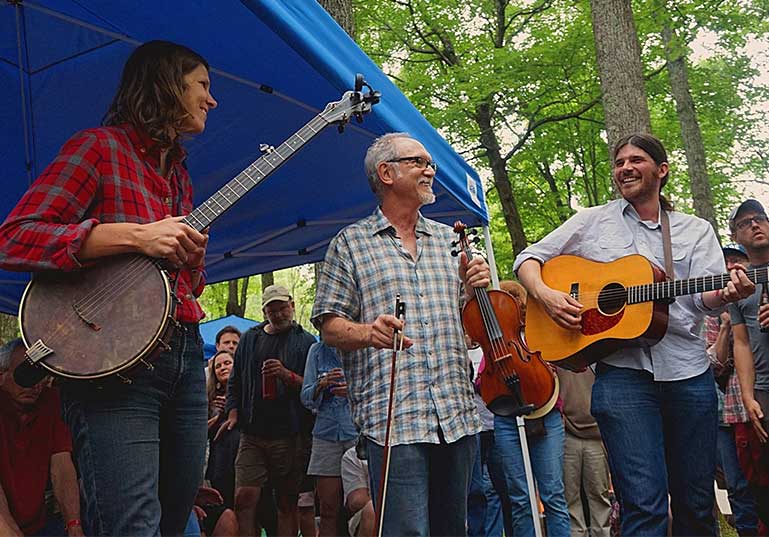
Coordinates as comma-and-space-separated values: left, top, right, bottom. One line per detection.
312, 133, 490, 536
515, 133, 755, 536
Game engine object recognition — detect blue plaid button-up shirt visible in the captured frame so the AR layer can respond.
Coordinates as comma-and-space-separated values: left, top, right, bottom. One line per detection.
312, 208, 480, 446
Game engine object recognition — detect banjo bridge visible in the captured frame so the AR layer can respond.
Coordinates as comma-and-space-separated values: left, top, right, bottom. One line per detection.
73, 304, 102, 331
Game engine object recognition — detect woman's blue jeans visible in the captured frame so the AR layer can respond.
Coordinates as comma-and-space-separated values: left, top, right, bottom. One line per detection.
61, 323, 207, 536
492, 408, 571, 537
591, 364, 718, 537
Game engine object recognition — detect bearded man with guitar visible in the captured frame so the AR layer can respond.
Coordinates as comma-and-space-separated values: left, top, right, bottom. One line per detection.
0, 41, 215, 535
515, 133, 754, 536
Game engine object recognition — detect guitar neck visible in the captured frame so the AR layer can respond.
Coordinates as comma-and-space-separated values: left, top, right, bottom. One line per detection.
181, 114, 329, 232
627, 266, 769, 304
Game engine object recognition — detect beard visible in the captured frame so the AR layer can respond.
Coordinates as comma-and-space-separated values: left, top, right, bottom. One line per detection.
418, 188, 436, 206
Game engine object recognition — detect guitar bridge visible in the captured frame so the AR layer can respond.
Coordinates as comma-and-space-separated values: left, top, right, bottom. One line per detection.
25, 339, 54, 364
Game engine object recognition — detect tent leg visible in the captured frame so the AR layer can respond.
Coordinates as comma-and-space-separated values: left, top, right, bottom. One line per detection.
482, 225, 500, 289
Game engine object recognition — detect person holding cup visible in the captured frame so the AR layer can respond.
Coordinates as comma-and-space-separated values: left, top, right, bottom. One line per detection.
219, 285, 316, 536
301, 341, 358, 536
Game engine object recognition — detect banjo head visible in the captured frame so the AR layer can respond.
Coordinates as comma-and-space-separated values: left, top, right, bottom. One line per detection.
19, 254, 173, 379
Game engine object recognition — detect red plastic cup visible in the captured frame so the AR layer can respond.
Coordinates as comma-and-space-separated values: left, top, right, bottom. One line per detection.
262, 372, 278, 400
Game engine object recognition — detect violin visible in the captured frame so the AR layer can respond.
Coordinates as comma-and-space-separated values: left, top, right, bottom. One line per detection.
453, 222, 558, 418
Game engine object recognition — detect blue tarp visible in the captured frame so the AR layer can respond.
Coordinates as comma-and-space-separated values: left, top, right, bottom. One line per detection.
198, 314, 260, 360
0, 1, 489, 316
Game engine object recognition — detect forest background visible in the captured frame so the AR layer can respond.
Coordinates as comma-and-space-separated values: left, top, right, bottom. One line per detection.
1, 0, 768, 339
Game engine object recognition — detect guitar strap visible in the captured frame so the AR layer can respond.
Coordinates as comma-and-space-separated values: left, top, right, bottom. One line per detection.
660, 208, 674, 281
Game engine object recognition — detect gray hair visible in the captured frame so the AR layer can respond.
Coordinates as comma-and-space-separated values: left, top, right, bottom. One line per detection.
0, 338, 23, 372
364, 132, 412, 200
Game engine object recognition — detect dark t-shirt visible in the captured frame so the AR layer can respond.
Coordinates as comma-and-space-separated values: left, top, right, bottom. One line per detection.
227, 322, 316, 438
729, 264, 769, 391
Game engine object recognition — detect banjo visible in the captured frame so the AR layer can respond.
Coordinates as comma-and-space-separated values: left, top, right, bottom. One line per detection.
16, 76, 380, 385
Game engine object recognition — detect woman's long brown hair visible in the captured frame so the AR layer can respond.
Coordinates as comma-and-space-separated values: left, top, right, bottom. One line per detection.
103, 40, 209, 149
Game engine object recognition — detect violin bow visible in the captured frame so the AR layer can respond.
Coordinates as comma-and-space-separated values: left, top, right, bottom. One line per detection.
374, 294, 407, 537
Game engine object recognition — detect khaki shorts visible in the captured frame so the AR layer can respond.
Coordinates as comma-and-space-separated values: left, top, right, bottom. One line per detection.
235, 433, 305, 496
348, 509, 363, 536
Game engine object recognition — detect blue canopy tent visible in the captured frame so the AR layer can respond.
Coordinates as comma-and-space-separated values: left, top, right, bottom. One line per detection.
0, 1, 491, 316
198, 314, 260, 360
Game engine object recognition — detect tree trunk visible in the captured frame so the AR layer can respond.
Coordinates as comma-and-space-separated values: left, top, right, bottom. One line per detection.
316, 0, 352, 280
475, 101, 528, 255
226, 277, 249, 316
662, 24, 718, 233
317, 0, 354, 37
590, 0, 652, 151
261, 272, 275, 291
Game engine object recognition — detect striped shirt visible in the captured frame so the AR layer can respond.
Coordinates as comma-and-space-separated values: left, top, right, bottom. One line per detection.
0, 124, 204, 322
312, 207, 480, 446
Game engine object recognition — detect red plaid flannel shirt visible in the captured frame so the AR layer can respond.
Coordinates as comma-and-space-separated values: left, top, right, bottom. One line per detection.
704, 316, 749, 424
0, 124, 205, 322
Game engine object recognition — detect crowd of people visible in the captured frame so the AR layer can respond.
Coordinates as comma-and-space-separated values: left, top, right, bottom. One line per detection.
0, 38, 768, 537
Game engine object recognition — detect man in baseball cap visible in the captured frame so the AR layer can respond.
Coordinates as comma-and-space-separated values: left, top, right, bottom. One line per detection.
728, 198, 769, 529
728, 199, 767, 233
218, 283, 317, 536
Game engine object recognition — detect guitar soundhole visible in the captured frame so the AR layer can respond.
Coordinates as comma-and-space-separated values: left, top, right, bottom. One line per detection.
597, 282, 626, 315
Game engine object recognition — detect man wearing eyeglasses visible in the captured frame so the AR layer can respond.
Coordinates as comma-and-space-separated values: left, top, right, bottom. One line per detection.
729, 198, 769, 529
312, 133, 490, 536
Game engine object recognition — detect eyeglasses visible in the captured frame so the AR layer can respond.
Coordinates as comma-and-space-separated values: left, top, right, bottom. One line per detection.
387, 156, 438, 173
734, 214, 769, 231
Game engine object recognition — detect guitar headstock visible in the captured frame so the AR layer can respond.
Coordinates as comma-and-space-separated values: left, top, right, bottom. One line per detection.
320, 74, 381, 129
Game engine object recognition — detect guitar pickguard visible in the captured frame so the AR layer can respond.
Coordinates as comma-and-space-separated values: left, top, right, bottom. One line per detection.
581, 308, 624, 336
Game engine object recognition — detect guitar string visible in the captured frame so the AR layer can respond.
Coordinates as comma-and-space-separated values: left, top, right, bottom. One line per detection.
558, 267, 768, 305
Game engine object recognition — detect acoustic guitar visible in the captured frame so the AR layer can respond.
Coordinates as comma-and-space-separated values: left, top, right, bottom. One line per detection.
525, 254, 764, 370
16, 77, 380, 384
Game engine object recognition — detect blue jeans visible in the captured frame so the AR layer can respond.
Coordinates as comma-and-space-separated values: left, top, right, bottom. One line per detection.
61, 323, 207, 536
717, 425, 758, 534
591, 364, 718, 537
366, 432, 476, 536
492, 408, 571, 537
467, 431, 503, 537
